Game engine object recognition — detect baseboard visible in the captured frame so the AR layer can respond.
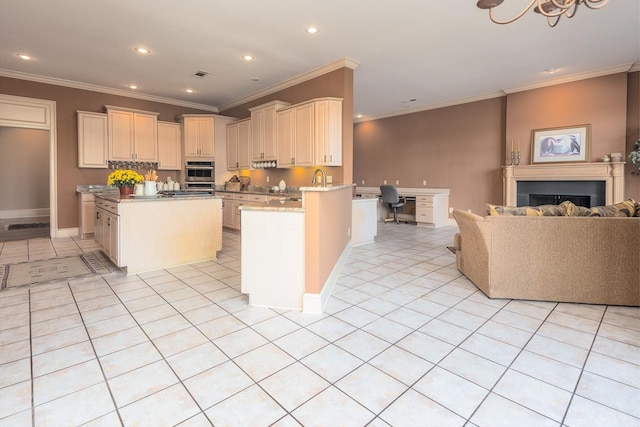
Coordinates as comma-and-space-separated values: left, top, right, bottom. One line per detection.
55, 227, 78, 238
302, 241, 353, 314
0, 208, 49, 219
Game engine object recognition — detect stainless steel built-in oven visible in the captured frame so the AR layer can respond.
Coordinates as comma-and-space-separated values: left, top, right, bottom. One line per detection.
185, 161, 214, 192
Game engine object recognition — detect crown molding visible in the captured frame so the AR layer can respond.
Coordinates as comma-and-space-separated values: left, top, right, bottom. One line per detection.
354, 91, 506, 123
219, 57, 360, 112
0, 69, 220, 112
629, 62, 640, 73
502, 63, 635, 94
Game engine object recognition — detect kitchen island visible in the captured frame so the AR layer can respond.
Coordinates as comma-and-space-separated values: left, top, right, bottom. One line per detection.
93, 193, 222, 274
240, 184, 353, 313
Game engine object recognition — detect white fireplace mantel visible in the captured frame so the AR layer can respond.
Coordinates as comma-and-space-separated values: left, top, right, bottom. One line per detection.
503, 162, 625, 206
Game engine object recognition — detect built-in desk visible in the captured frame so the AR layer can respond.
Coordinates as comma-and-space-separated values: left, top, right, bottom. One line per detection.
355, 186, 450, 228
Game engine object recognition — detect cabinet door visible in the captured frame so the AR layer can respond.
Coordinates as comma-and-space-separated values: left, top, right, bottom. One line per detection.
77, 111, 108, 168
226, 123, 239, 170
134, 113, 158, 162
157, 122, 181, 170
237, 119, 252, 169
222, 200, 234, 228
109, 110, 134, 161
294, 103, 314, 167
183, 117, 200, 157
199, 118, 215, 157
326, 99, 343, 166
276, 108, 294, 168
81, 201, 95, 236
250, 110, 264, 161
262, 107, 277, 160
94, 208, 104, 249
106, 212, 119, 263
233, 200, 244, 229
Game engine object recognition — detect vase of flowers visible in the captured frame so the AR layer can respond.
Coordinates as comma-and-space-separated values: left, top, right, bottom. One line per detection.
629, 128, 640, 175
107, 169, 144, 195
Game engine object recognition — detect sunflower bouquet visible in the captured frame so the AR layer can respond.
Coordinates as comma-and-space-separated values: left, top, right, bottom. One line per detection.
107, 169, 144, 187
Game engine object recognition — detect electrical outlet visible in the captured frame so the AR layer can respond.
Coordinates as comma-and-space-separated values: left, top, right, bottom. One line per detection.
347, 227, 351, 237
266, 176, 270, 183
467, 209, 472, 213
423, 180, 427, 186
449, 207, 453, 213
383, 180, 387, 185
395, 180, 399, 185
361, 180, 365, 185
327, 176, 333, 184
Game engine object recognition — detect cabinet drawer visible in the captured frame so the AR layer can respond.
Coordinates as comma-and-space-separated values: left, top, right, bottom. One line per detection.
101, 200, 118, 214
416, 195, 434, 203
416, 201, 434, 208
233, 194, 249, 201
218, 193, 235, 200
416, 209, 434, 219
248, 194, 268, 203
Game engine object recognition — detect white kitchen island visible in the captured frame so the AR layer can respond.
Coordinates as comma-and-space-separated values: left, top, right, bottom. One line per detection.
94, 193, 222, 274
240, 185, 353, 313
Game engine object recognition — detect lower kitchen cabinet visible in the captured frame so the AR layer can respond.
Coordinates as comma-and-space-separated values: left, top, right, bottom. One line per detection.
219, 192, 271, 230
94, 199, 120, 264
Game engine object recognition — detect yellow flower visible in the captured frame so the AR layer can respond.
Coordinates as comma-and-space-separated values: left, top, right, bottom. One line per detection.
107, 169, 144, 187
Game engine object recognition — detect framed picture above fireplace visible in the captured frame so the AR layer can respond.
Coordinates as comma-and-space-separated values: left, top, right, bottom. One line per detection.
531, 124, 590, 164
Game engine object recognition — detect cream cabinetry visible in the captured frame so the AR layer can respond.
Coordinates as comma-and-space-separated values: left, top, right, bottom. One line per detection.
78, 193, 96, 238
276, 98, 341, 168
249, 101, 290, 162
415, 194, 449, 228
94, 198, 119, 264
77, 111, 108, 168
157, 121, 182, 170
106, 106, 159, 162
313, 98, 342, 166
219, 192, 269, 229
226, 118, 252, 170
180, 115, 215, 158
276, 102, 314, 167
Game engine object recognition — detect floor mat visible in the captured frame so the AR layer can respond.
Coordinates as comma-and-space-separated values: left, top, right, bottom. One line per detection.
5, 222, 50, 230
0, 252, 115, 289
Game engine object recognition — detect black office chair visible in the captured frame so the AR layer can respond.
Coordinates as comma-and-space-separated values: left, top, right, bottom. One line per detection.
380, 185, 405, 224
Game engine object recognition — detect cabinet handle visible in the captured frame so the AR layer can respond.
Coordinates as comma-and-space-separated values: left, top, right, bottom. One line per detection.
236, 162, 239, 168
107, 217, 111, 226
324, 155, 327, 162
330, 155, 332, 162
96, 211, 100, 219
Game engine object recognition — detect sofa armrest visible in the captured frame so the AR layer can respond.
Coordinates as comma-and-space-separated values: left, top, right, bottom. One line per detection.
452, 210, 492, 294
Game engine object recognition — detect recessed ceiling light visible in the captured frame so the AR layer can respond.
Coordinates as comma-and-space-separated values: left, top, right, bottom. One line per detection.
545, 68, 559, 74
128, 84, 138, 90
356, 114, 363, 119
306, 26, 319, 34
243, 55, 254, 61
185, 89, 194, 93
17, 53, 33, 60
134, 47, 150, 54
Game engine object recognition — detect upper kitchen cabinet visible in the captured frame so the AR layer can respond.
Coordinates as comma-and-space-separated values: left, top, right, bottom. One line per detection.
249, 101, 290, 162
77, 111, 108, 168
313, 98, 343, 166
179, 114, 215, 158
226, 118, 251, 171
276, 102, 314, 168
106, 106, 159, 162
157, 121, 182, 170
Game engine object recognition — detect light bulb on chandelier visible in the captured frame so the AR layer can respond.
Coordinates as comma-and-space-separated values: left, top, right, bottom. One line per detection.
476, 0, 609, 27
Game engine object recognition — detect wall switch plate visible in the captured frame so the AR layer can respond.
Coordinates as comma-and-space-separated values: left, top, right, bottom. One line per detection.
266, 176, 269, 183
361, 180, 365, 185
327, 176, 333, 184
383, 180, 387, 185
423, 180, 427, 186
449, 207, 453, 213
395, 180, 399, 185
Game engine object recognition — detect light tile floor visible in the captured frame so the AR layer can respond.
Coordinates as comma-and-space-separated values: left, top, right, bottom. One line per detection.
0, 225, 638, 426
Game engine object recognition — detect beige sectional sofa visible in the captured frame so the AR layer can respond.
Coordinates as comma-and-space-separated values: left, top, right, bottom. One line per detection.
452, 210, 640, 306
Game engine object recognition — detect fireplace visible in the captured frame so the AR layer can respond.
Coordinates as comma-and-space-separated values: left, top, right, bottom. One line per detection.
503, 163, 625, 207
517, 180, 606, 207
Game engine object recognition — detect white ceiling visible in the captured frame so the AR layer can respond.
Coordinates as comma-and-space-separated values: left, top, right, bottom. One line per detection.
0, 0, 638, 121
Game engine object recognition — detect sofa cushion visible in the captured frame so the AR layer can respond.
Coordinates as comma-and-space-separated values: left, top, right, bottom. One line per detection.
589, 205, 627, 217
487, 204, 543, 216
636, 201, 640, 217
561, 201, 598, 217
611, 199, 637, 217
536, 204, 568, 216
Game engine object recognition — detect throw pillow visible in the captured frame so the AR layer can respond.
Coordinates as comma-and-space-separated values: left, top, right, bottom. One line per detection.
561, 201, 597, 217
486, 204, 542, 216
589, 205, 627, 217
537, 204, 568, 216
611, 199, 637, 217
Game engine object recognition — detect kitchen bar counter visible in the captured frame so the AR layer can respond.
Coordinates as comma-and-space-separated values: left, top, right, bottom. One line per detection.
94, 194, 222, 274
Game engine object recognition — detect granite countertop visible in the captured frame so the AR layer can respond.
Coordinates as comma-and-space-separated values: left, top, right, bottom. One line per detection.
95, 193, 219, 203
216, 189, 302, 198
239, 200, 304, 212
76, 185, 119, 194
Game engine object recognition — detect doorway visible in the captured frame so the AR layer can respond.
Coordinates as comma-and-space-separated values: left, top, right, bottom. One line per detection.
0, 127, 50, 241
0, 94, 58, 239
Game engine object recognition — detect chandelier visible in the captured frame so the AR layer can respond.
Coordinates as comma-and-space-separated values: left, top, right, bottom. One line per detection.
476, 0, 609, 27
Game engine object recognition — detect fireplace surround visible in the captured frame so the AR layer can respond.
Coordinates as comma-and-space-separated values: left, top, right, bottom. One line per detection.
503, 163, 625, 207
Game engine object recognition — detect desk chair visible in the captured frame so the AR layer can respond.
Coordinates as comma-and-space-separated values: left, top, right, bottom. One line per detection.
380, 185, 405, 223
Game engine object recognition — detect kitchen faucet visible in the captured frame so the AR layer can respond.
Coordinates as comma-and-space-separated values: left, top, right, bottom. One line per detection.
311, 168, 326, 187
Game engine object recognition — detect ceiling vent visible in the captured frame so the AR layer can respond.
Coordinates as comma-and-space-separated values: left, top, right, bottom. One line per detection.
192, 70, 209, 79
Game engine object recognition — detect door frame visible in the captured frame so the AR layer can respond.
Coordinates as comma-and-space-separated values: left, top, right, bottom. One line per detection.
0, 94, 58, 238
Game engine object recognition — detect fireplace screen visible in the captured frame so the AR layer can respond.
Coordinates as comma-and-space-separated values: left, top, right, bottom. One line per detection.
517, 181, 605, 208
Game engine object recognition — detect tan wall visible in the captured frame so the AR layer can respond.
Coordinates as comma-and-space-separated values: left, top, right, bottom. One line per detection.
0, 128, 49, 211
354, 97, 506, 215
304, 187, 352, 294
506, 73, 628, 165
626, 71, 640, 200
220, 67, 354, 187
0, 76, 213, 228
354, 72, 633, 215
